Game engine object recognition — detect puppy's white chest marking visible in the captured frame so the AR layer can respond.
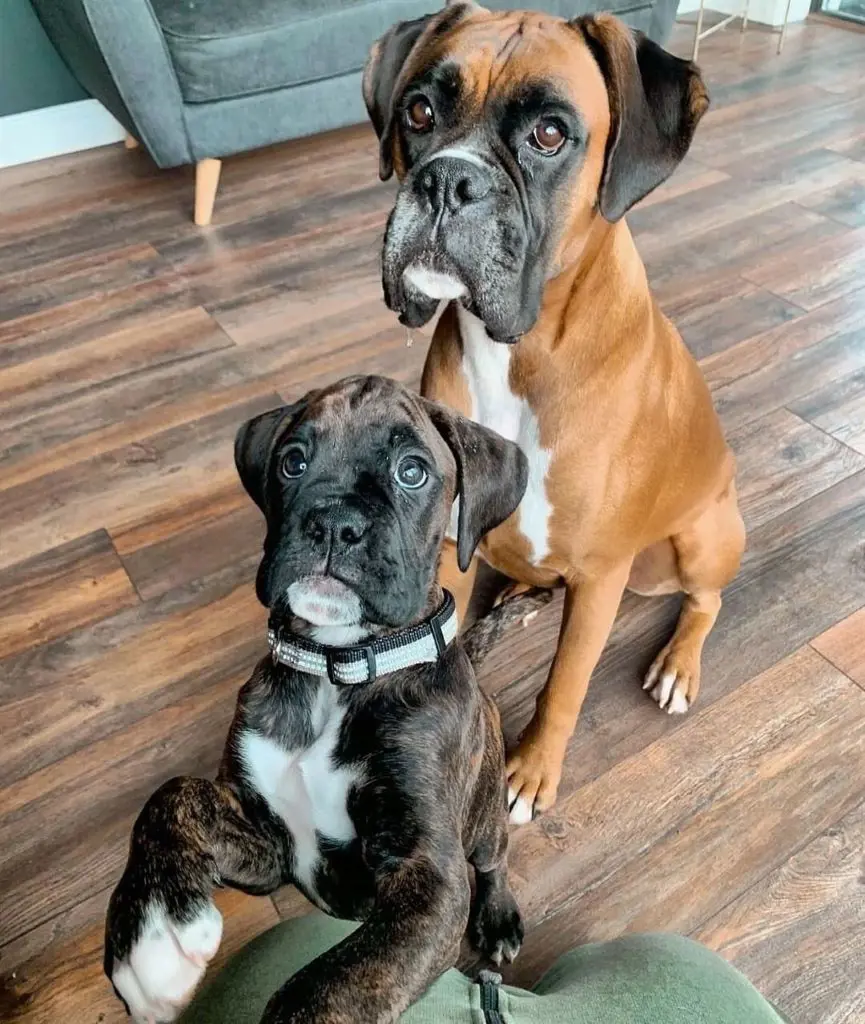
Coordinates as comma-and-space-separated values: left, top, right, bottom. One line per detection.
456, 306, 553, 564
238, 685, 357, 908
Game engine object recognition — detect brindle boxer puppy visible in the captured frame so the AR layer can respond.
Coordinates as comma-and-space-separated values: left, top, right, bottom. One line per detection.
104, 376, 547, 1024
364, 3, 746, 822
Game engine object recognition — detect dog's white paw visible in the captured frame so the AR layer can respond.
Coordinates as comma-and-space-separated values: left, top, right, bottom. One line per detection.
113, 901, 222, 1023
507, 789, 535, 826
643, 658, 694, 715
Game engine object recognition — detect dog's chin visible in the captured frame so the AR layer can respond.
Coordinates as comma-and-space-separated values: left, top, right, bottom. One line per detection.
394, 261, 526, 345
403, 264, 468, 302
398, 262, 466, 324
287, 577, 363, 627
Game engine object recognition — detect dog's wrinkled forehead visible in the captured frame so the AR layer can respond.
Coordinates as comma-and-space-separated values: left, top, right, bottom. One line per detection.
302, 376, 454, 473
400, 11, 611, 141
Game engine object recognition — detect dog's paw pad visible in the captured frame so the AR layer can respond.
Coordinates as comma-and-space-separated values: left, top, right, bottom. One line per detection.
114, 901, 222, 1022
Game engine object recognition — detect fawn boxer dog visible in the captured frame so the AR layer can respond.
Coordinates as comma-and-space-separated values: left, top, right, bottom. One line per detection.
104, 376, 550, 1024
363, 3, 746, 823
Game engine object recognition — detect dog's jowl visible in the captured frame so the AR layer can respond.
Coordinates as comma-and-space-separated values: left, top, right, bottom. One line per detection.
104, 375, 549, 1024
364, 5, 746, 823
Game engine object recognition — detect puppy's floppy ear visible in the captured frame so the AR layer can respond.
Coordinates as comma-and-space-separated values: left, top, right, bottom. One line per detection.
422, 398, 528, 572
363, 2, 477, 181
234, 401, 308, 513
575, 15, 709, 222
234, 407, 287, 513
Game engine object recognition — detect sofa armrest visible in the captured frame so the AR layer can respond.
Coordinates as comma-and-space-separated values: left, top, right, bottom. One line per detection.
31, 0, 193, 168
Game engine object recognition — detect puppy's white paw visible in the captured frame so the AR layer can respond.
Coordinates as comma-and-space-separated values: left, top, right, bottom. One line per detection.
113, 901, 222, 1023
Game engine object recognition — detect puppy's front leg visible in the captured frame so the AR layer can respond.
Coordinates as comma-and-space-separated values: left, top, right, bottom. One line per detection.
260, 848, 470, 1024
507, 562, 632, 822
106, 776, 283, 1022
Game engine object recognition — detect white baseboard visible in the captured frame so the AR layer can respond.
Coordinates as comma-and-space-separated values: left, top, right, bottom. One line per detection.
678, 0, 810, 24
0, 98, 126, 170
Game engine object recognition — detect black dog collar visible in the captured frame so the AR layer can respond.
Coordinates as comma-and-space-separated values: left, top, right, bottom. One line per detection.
267, 591, 458, 686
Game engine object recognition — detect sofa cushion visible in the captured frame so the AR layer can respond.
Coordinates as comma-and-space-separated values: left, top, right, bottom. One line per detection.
151, 0, 444, 104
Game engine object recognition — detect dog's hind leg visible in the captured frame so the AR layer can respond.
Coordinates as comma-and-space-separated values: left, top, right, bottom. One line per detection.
644, 482, 745, 714
105, 776, 283, 1022
462, 586, 554, 672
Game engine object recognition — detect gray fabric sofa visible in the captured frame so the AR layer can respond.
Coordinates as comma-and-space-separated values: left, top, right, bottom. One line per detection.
32, 0, 679, 224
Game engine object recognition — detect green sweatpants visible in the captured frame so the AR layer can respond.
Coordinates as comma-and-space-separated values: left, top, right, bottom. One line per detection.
181, 913, 787, 1024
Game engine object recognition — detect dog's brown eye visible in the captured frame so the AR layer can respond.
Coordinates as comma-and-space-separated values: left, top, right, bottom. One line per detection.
529, 120, 565, 153
282, 447, 307, 479
406, 97, 435, 133
395, 457, 428, 490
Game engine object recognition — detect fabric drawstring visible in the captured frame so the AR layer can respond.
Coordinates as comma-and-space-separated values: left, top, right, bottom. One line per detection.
478, 971, 505, 1023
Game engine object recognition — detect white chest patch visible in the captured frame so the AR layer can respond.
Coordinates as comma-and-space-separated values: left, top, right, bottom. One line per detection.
456, 306, 553, 565
238, 684, 357, 908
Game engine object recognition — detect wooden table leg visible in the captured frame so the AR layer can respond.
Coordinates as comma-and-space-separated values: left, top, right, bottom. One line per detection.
194, 158, 222, 227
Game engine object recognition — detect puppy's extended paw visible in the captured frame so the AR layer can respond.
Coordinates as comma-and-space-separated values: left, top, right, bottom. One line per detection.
110, 900, 222, 1023
469, 887, 524, 966
643, 643, 701, 715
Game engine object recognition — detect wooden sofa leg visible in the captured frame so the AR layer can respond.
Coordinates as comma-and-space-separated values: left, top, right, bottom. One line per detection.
124, 133, 139, 150
194, 158, 222, 226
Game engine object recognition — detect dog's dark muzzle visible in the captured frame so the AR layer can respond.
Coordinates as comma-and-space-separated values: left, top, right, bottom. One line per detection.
383, 153, 539, 344
415, 156, 494, 218
260, 497, 381, 618
303, 500, 370, 554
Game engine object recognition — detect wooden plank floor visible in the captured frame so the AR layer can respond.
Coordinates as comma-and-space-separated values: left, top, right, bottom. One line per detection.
1, 15, 864, 1024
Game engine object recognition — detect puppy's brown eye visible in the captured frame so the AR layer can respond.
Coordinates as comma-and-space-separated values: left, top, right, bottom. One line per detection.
529, 120, 565, 154
406, 97, 435, 133
395, 457, 428, 490
282, 447, 307, 479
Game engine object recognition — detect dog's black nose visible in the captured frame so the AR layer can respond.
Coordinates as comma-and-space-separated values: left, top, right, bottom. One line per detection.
418, 156, 492, 214
304, 503, 369, 549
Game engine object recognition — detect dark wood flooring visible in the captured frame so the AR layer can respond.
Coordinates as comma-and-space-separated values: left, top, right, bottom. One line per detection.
1, 15, 864, 1024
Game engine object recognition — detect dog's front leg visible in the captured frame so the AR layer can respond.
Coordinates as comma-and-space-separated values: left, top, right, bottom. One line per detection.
507, 561, 632, 822
105, 775, 283, 1022
259, 850, 470, 1024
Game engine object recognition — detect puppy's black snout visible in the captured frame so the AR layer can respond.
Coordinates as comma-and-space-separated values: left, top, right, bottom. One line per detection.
419, 157, 492, 214
304, 503, 369, 550
305, 516, 327, 545
338, 517, 366, 546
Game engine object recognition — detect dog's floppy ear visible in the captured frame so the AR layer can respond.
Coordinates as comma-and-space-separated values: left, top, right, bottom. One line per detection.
422, 398, 528, 572
234, 407, 287, 514
575, 15, 709, 222
234, 401, 308, 513
363, 2, 478, 181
